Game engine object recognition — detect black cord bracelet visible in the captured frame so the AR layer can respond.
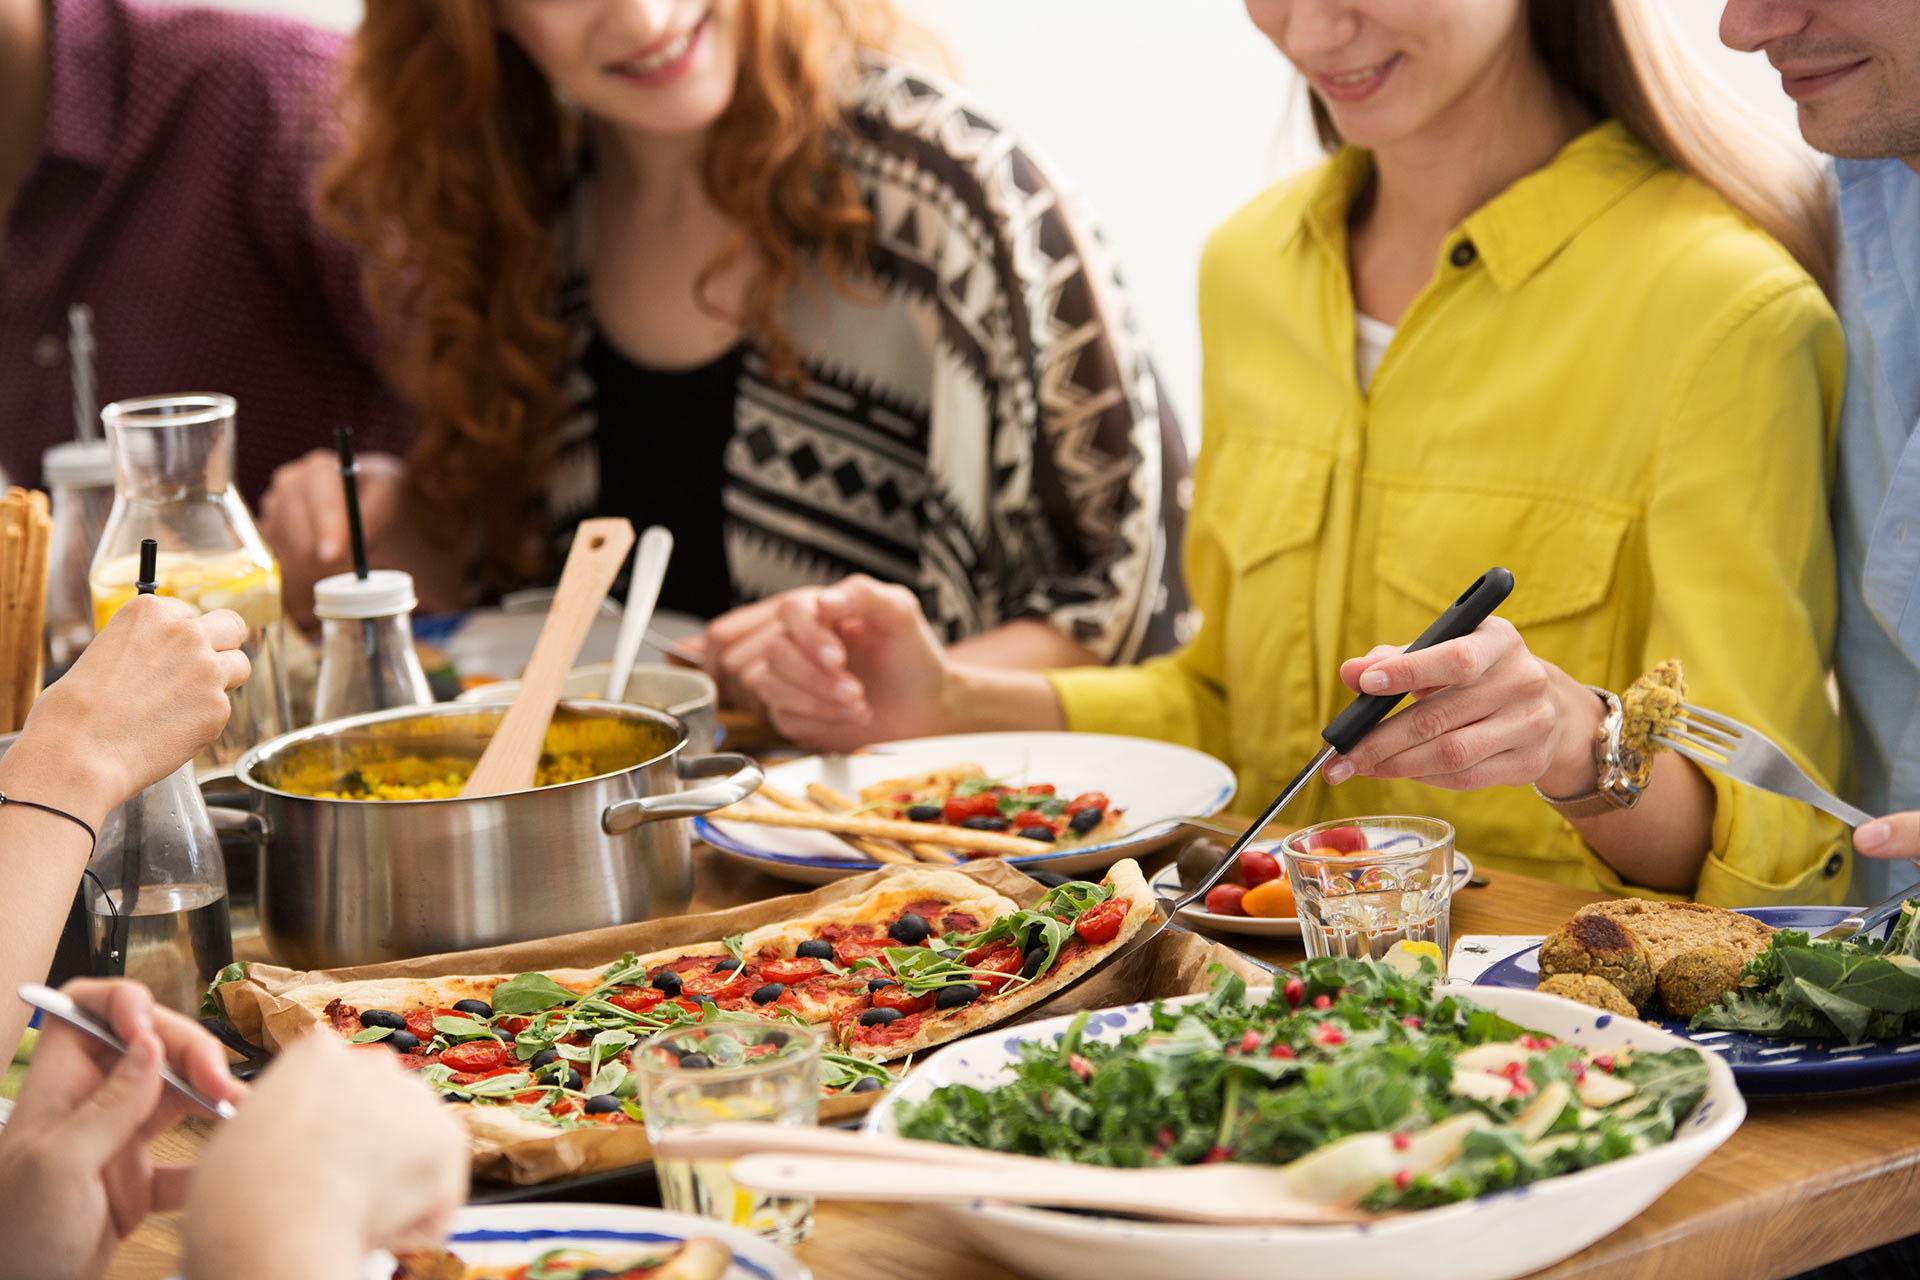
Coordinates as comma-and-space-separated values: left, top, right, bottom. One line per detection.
0, 790, 122, 962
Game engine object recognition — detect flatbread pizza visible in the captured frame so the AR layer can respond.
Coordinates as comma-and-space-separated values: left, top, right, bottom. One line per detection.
395, 1236, 731, 1280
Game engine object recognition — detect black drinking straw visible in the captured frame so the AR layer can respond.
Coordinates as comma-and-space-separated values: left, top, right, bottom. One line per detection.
106, 538, 161, 970
334, 428, 387, 710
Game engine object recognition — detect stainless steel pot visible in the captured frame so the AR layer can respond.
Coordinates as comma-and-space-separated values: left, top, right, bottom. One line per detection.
219, 700, 761, 969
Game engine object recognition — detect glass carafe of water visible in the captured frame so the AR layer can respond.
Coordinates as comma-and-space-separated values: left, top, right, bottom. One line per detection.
85, 761, 234, 1016
90, 394, 290, 772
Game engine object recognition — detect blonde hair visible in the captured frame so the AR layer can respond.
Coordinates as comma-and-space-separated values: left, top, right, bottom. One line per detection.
1312, 0, 1835, 295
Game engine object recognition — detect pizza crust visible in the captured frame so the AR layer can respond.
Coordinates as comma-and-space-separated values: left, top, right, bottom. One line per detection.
856, 859, 1161, 1060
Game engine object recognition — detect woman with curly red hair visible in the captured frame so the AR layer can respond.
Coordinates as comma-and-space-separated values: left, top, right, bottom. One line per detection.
260, 0, 1190, 702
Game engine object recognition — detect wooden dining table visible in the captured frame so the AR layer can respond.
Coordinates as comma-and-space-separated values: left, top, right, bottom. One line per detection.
100, 846, 1920, 1280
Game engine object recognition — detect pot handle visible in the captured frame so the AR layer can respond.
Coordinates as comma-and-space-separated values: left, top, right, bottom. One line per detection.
602, 752, 764, 834
206, 806, 271, 848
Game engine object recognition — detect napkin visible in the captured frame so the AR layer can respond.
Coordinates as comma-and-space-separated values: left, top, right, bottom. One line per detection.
1448, 935, 1543, 985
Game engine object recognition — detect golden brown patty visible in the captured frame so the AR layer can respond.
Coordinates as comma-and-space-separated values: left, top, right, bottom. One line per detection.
1539, 915, 1656, 1008
1572, 899, 1775, 972
1656, 946, 1744, 1020
1537, 973, 1639, 1018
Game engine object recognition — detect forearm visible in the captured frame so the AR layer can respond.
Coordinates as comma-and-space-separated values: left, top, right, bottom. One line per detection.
941, 664, 1068, 733
0, 751, 114, 1056
184, 1202, 366, 1280
948, 620, 1103, 671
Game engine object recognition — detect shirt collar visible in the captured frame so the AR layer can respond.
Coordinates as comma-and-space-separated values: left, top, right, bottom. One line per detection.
40, 0, 126, 172
1292, 119, 1665, 293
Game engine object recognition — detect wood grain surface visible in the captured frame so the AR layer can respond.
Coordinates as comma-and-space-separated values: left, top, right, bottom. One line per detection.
101, 848, 1920, 1280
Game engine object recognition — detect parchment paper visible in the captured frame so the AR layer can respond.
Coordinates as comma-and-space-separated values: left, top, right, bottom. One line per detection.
214, 860, 1268, 1183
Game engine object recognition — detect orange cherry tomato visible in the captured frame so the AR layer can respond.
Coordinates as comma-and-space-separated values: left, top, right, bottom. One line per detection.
1240, 877, 1297, 919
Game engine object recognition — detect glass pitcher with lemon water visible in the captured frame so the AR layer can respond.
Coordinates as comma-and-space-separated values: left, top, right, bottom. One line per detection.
89, 394, 290, 771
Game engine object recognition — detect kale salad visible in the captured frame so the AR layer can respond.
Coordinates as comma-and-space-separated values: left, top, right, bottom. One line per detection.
897, 959, 1709, 1212
1691, 900, 1920, 1045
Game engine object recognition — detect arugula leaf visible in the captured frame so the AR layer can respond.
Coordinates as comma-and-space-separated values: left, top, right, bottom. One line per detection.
491, 972, 581, 1014
463, 1071, 534, 1098
721, 932, 748, 964
199, 962, 248, 1019
349, 1026, 394, 1044
586, 1060, 628, 1098
431, 1015, 494, 1041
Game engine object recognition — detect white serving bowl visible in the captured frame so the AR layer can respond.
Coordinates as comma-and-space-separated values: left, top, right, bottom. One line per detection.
864, 986, 1744, 1280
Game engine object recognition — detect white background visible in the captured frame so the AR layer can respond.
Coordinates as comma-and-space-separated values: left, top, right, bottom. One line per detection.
152, 0, 1804, 442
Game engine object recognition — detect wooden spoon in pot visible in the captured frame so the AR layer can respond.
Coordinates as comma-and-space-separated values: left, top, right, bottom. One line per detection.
461, 518, 635, 798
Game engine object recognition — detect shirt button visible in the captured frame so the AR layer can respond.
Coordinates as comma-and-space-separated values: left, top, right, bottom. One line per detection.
33, 334, 64, 367
1449, 241, 1478, 268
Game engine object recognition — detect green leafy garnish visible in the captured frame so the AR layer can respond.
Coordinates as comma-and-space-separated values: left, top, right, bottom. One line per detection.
199, 961, 248, 1018
722, 932, 748, 963
490, 972, 582, 1015
348, 1026, 394, 1044
1691, 902, 1920, 1044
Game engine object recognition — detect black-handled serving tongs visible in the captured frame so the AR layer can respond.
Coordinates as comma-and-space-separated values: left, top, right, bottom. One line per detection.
1019, 567, 1516, 1018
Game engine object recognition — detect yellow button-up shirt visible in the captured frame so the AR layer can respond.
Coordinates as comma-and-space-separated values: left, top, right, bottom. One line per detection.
1052, 122, 1851, 906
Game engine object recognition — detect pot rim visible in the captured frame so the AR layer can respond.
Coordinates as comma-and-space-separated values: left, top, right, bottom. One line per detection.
232, 698, 688, 805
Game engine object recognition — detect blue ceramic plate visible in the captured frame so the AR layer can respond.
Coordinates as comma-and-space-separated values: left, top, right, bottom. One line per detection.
1476, 906, 1920, 1095
364, 1203, 810, 1280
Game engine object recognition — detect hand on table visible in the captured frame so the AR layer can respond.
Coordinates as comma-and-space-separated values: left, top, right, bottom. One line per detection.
0, 980, 244, 1280
184, 1034, 468, 1280
703, 575, 955, 752
1322, 617, 1602, 793
3, 595, 248, 827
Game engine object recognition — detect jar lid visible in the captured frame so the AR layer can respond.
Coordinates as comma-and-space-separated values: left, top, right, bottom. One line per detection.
41, 439, 114, 488
314, 569, 418, 620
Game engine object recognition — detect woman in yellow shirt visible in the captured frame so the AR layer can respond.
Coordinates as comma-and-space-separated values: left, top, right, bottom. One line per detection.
726, 0, 1850, 906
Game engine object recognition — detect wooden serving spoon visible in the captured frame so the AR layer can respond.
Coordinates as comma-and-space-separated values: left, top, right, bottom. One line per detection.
650, 1124, 1364, 1226
461, 518, 635, 797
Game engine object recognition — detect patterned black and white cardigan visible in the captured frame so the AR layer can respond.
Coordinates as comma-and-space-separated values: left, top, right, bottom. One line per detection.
547, 59, 1193, 663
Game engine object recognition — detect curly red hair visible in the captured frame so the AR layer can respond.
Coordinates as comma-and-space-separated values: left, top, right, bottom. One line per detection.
322, 1, 898, 590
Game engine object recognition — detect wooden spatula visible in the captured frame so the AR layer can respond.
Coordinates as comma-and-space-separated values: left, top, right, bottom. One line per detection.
651, 1124, 1364, 1225
460, 517, 635, 797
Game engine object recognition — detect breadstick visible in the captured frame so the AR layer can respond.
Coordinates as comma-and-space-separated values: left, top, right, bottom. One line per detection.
756, 782, 914, 865
711, 802, 1054, 858
807, 781, 959, 865
857, 763, 984, 805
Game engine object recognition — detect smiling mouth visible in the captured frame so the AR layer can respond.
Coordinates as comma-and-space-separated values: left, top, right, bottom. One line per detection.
1325, 62, 1390, 85
1779, 58, 1869, 96
617, 17, 705, 75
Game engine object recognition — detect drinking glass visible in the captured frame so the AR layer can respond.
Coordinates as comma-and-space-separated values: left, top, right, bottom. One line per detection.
1279, 816, 1456, 977
635, 1021, 821, 1245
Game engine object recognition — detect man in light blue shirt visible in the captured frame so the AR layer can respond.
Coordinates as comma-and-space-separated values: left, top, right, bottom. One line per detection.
1724, 1, 1920, 902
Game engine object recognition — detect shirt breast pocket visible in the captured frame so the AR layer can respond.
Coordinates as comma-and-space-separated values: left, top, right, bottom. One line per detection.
1372, 485, 1634, 681
1195, 437, 1335, 715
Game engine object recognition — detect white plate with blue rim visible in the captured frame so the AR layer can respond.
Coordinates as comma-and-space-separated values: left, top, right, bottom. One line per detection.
863, 985, 1743, 1280
695, 731, 1237, 885
364, 1203, 809, 1280
1150, 848, 1475, 938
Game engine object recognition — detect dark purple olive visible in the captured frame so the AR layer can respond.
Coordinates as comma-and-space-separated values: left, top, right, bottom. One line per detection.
652, 970, 684, 996
360, 1009, 406, 1031
452, 998, 492, 1018
888, 913, 932, 946
385, 1029, 421, 1053
752, 983, 785, 1005
859, 1007, 904, 1026
796, 939, 834, 960
583, 1093, 624, 1114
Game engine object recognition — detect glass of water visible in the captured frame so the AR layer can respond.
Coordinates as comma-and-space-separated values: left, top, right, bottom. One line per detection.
634, 1021, 821, 1245
1279, 816, 1456, 977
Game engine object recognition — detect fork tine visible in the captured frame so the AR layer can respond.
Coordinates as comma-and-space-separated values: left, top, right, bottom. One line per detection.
1659, 721, 1736, 754
1654, 734, 1729, 767
1677, 702, 1749, 736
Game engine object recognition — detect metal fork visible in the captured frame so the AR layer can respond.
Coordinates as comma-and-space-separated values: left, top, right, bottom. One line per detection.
1654, 704, 1872, 828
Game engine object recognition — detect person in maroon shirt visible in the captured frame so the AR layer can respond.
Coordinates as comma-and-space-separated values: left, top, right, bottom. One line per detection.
0, 0, 408, 505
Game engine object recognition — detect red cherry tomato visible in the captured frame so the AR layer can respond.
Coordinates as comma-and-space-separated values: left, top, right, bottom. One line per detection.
1205, 884, 1251, 917
1239, 849, 1281, 886
833, 938, 895, 966
1073, 898, 1131, 944
1024, 784, 1056, 796
608, 986, 667, 1014
679, 965, 750, 999
439, 1040, 509, 1074
943, 793, 1002, 824
870, 986, 936, 1015
1012, 809, 1061, 833
1306, 825, 1368, 853
1066, 792, 1110, 815
964, 941, 1025, 992
404, 1009, 443, 1042
760, 958, 825, 986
